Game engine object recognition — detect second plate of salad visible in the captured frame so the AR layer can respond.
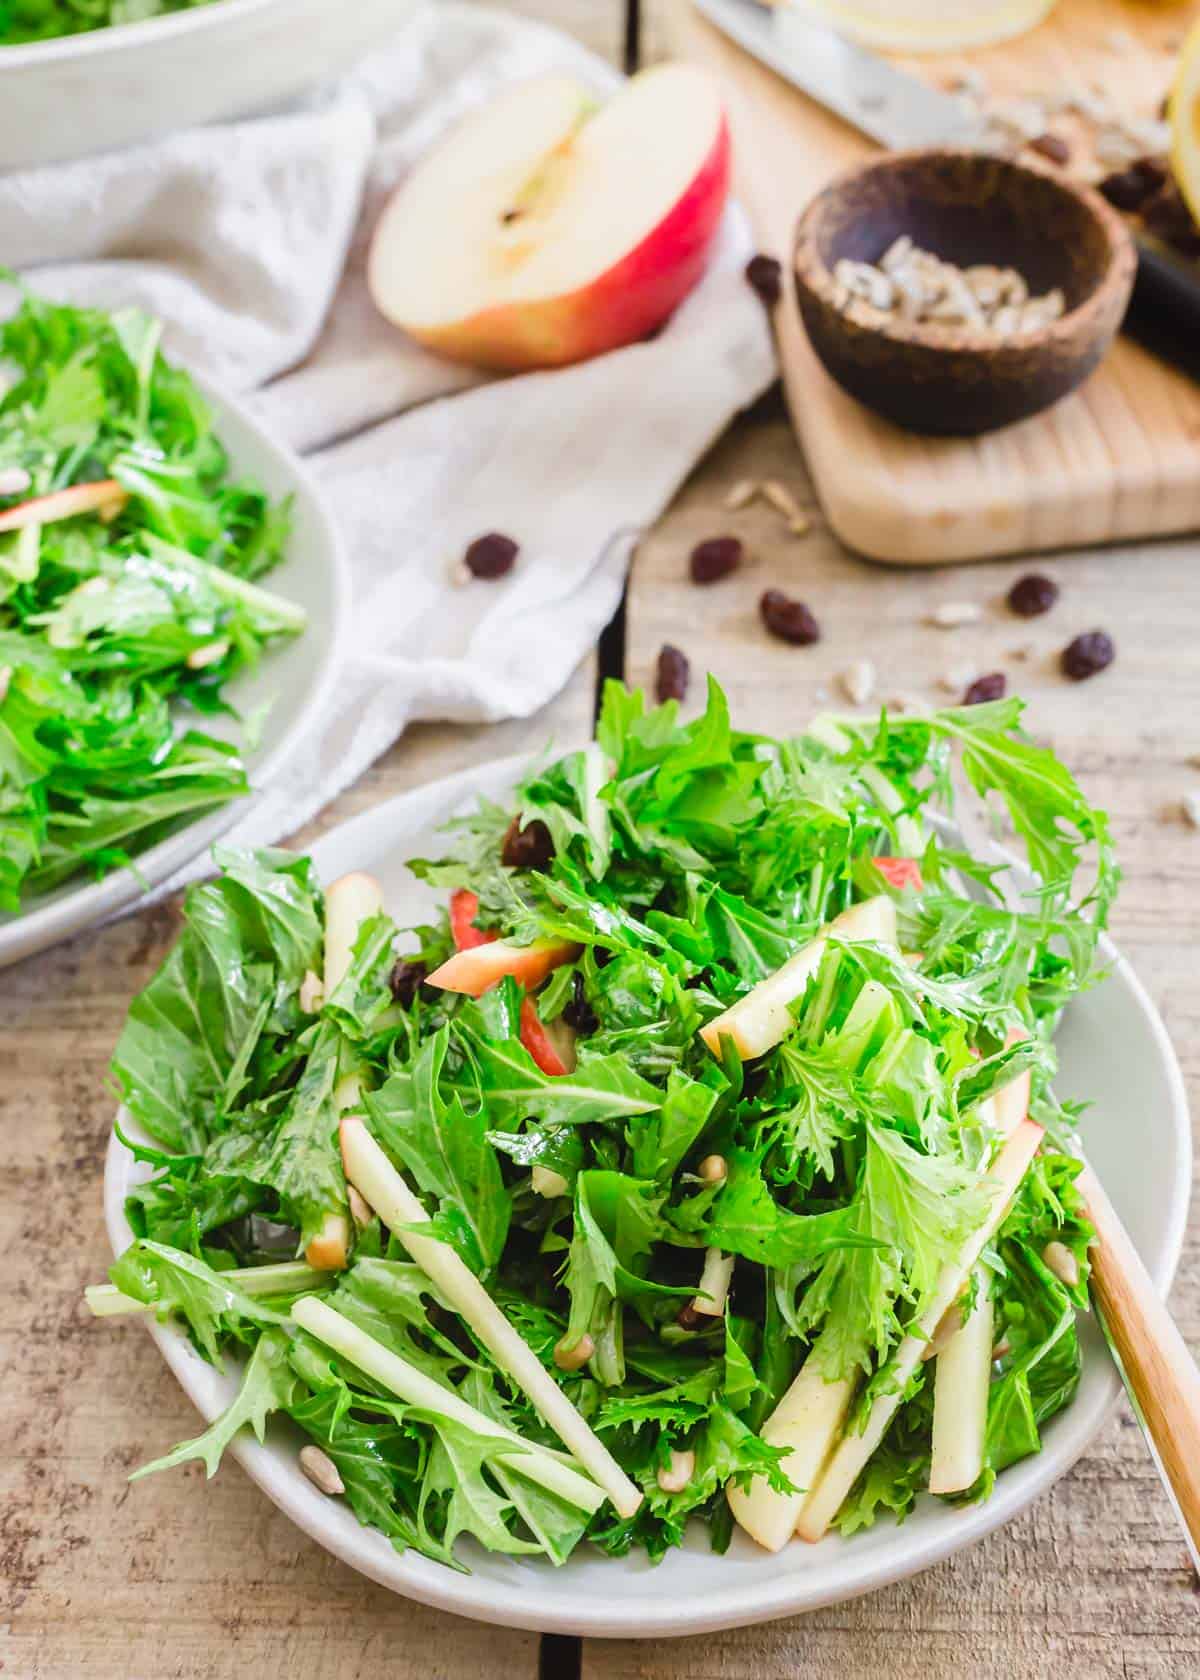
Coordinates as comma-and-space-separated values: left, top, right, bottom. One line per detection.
0, 287, 347, 967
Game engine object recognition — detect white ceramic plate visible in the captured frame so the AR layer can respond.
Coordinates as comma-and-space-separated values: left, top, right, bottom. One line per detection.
104, 753, 1192, 1637
0, 0, 419, 170
1, 371, 348, 970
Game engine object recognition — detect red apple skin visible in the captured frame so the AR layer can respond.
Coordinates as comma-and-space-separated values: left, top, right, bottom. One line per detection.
0, 479, 127, 532
427, 935, 582, 997
407, 115, 731, 373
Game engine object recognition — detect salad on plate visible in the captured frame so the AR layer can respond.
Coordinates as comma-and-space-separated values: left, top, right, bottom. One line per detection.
0, 287, 303, 912
88, 678, 1113, 1567
0, 0, 217, 45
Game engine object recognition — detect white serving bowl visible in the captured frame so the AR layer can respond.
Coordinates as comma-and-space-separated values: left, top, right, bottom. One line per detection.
104, 753, 1193, 1636
0, 370, 349, 968
0, 0, 419, 171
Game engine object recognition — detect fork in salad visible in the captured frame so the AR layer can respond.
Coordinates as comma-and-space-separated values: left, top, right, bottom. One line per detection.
87, 679, 1116, 1566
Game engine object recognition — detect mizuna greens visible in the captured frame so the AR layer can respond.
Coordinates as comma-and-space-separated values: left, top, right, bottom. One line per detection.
89, 680, 1109, 1566
0, 0, 217, 46
0, 288, 302, 910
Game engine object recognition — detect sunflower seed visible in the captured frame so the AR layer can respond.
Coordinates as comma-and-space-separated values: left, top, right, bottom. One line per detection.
300, 1445, 345, 1497
929, 601, 983, 628
839, 659, 876, 707
723, 478, 760, 510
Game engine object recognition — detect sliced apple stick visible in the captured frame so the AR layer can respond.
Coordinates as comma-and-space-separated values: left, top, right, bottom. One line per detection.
340, 1115, 643, 1518
728, 1331, 856, 1553
700, 895, 897, 1061
796, 1118, 1044, 1542
427, 934, 581, 998
992, 1025, 1032, 1139
305, 873, 386, 1272
292, 1296, 604, 1515
692, 1247, 734, 1318
0, 478, 127, 533
928, 1267, 994, 1496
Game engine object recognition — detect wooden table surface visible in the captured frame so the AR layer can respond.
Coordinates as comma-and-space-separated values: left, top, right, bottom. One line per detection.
6, 5, 1200, 1677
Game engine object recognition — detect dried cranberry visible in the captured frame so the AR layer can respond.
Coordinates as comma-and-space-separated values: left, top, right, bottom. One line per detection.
1061, 630, 1115, 681
389, 958, 426, 1006
1029, 132, 1070, 165
656, 642, 690, 703
561, 971, 599, 1036
690, 535, 742, 585
745, 254, 783, 307
962, 672, 1007, 705
1007, 573, 1059, 617
464, 532, 519, 579
1099, 158, 1167, 212
676, 1303, 708, 1332
760, 588, 820, 645
501, 815, 554, 870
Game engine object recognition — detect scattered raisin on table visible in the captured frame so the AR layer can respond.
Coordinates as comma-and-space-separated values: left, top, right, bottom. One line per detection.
464, 532, 519, 578
1029, 132, 1070, 165
1061, 630, 1115, 681
760, 588, 820, 645
1007, 573, 1059, 617
389, 959, 427, 1006
690, 535, 742, 584
656, 642, 690, 703
562, 972, 599, 1036
501, 815, 555, 870
745, 254, 783, 306
962, 672, 1007, 705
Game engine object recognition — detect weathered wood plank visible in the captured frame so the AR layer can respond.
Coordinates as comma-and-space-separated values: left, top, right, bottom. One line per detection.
596, 394, 1200, 1677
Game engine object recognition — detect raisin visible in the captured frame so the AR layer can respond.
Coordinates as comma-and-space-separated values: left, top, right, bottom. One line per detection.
1007, 573, 1059, 617
962, 672, 1007, 705
745, 253, 783, 306
760, 588, 820, 645
1029, 132, 1070, 165
690, 535, 742, 584
561, 971, 599, 1036
676, 1303, 708, 1332
656, 642, 690, 703
1061, 630, 1115, 681
1099, 158, 1167, 212
501, 815, 554, 870
389, 958, 427, 1006
464, 532, 519, 579
1143, 183, 1200, 256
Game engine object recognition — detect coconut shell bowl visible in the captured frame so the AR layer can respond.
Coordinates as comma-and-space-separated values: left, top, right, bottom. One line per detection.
792, 148, 1136, 436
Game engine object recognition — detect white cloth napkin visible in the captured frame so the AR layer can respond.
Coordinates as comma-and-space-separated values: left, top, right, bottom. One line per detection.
7, 1, 776, 863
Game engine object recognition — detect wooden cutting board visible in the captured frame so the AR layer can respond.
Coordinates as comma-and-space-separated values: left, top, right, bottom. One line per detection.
668, 0, 1200, 563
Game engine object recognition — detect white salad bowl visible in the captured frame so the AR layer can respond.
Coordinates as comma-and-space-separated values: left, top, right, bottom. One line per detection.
103, 754, 1192, 1637
0, 0, 419, 171
0, 372, 348, 970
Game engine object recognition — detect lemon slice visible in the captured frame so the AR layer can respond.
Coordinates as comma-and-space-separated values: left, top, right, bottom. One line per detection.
1170, 18, 1200, 225
798, 0, 1059, 53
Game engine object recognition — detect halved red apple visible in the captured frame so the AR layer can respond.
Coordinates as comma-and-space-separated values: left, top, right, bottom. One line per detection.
0, 479, 128, 533
428, 934, 581, 998
519, 995, 574, 1076
367, 65, 730, 372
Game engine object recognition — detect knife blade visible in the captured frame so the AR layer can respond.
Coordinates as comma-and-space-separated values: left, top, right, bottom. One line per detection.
692, 0, 987, 150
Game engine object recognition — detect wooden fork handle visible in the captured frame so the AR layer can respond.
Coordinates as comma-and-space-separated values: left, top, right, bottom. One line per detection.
1077, 1161, 1200, 1564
